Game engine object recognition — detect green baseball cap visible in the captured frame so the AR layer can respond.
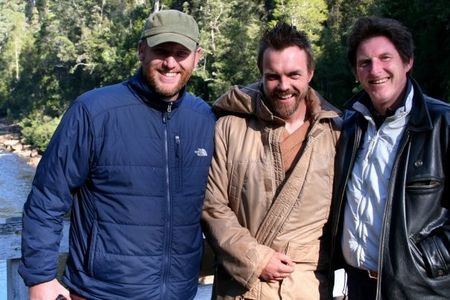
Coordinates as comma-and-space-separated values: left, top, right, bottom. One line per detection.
141, 10, 199, 53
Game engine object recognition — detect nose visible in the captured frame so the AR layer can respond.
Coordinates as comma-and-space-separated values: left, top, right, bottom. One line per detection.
369, 59, 383, 75
277, 76, 289, 91
162, 55, 177, 69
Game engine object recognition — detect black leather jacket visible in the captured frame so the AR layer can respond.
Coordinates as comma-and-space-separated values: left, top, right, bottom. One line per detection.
330, 78, 450, 299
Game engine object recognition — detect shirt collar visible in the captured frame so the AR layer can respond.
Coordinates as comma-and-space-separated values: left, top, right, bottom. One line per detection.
353, 79, 413, 128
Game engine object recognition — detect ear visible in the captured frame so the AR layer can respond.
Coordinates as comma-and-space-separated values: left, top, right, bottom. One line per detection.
137, 40, 146, 62
405, 57, 414, 73
193, 47, 202, 67
352, 68, 360, 83
307, 69, 315, 83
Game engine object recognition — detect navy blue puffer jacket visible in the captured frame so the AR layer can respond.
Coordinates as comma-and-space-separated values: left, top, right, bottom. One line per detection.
19, 69, 216, 299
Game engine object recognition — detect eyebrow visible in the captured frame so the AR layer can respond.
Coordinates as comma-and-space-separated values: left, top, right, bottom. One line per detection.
264, 69, 303, 75
357, 51, 393, 59
287, 70, 303, 76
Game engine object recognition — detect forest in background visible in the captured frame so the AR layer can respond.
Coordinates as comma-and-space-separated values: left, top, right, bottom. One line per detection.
0, 0, 449, 151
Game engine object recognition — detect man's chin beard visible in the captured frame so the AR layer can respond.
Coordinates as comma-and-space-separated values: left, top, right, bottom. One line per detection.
148, 74, 191, 100
154, 88, 180, 100
148, 80, 184, 100
274, 107, 297, 119
269, 95, 301, 119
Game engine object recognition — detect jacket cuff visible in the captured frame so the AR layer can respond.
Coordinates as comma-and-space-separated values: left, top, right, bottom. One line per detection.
245, 246, 275, 289
18, 266, 56, 287
419, 235, 450, 278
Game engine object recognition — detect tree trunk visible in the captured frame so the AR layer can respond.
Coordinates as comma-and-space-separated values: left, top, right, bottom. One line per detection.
14, 38, 19, 80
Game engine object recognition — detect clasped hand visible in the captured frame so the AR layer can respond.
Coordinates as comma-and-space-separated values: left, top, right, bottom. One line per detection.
259, 252, 295, 282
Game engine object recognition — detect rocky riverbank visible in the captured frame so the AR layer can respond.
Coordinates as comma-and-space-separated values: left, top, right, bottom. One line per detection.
0, 119, 41, 167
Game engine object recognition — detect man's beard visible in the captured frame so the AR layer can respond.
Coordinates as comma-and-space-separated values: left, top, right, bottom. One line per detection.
267, 90, 305, 119
145, 68, 192, 99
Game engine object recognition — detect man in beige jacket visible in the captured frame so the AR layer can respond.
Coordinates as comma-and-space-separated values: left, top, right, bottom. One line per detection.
202, 22, 341, 300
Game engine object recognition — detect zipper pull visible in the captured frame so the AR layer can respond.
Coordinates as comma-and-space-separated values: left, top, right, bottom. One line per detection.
165, 102, 173, 121
175, 135, 180, 157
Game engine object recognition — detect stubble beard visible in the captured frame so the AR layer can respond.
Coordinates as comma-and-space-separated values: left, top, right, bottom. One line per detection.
145, 68, 192, 99
269, 90, 305, 120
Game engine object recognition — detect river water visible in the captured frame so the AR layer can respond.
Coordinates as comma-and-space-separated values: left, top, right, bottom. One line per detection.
0, 150, 36, 300
0, 151, 35, 219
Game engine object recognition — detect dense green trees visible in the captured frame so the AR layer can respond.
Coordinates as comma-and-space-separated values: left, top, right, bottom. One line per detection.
379, 0, 450, 99
314, 0, 380, 103
190, 0, 265, 100
0, 0, 449, 151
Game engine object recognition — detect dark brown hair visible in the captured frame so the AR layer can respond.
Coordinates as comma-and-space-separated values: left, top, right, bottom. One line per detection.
347, 16, 414, 70
257, 22, 314, 74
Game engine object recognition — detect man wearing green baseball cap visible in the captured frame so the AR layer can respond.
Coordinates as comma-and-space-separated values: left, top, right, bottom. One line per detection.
141, 9, 200, 53
138, 9, 202, 102
20, 9, 215, 300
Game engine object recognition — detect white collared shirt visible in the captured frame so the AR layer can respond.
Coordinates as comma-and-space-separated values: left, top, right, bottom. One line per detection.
342, 87, 414, 271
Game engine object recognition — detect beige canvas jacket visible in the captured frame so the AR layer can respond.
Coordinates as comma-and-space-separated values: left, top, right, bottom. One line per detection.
202, 82, 341, 300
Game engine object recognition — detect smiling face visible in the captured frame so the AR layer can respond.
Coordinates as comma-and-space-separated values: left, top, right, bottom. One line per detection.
262, 46, 313, 121
355, 36, 413, 114
138, 41, 201, 101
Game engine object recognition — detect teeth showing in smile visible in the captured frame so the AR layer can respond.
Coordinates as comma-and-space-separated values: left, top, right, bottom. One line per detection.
370, 78, 388, 84
163, 72, 178, 77
278, 94, 293, 99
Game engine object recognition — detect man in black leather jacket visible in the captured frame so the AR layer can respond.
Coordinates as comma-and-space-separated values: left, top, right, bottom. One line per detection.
330, 16, 450, 299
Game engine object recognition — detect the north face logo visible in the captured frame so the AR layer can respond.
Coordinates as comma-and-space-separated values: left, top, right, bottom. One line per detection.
194, 148, 208, 157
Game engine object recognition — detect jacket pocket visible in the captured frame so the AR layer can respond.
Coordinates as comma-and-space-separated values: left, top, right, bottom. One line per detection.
284, 240, 329, 270
406, 178, 443, 192
87, 220, 99, 277
418, 235, 450, 278
408, 236, 427, 273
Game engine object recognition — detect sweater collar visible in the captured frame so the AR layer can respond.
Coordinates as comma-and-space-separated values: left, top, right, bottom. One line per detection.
127, 67, 185, 111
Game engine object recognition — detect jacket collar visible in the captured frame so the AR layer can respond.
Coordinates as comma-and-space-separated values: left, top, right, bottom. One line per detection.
127, 67, 185, 111
346, 76, 433, 132
213, 81, 340, 124
407, 77, 433, 132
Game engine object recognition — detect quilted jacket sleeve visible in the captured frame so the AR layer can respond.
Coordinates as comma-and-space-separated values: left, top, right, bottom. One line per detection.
19, 101, 93, 286
201, 118, 274, 290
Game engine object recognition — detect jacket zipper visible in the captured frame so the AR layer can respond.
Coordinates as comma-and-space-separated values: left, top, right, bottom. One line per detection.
175, 135, 182, 190
161, 102, 173, 298
375, 131, 411, 300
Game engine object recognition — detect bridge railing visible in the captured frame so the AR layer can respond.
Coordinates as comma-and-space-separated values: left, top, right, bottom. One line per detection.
0, 216, 216, 300
0, 216, 70, 300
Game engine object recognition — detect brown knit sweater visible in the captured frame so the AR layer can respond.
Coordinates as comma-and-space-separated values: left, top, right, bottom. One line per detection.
280, 119, 311, 173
